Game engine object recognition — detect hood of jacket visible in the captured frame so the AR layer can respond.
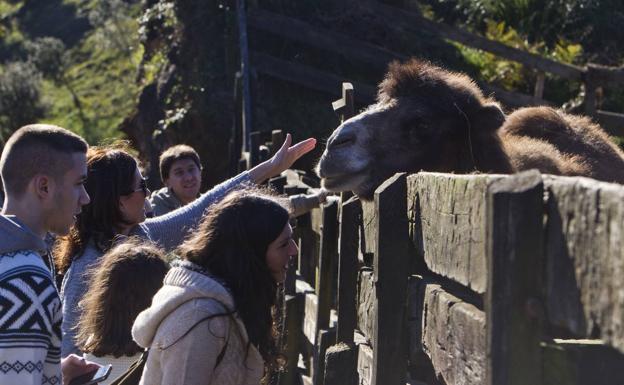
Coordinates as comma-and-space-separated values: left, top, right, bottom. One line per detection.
0, 215, 47, 255
132, 261, 240, 349
149, 187, 182, 214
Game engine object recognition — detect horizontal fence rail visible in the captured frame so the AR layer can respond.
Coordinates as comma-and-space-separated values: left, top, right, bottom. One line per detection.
268, 169, 624, 385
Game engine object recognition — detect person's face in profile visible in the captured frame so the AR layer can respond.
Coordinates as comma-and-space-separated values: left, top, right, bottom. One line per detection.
265, 223, 298, 282
119, 167, 150, 226
47, 152, 90, 235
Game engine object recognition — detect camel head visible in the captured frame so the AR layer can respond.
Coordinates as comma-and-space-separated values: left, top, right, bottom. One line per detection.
316, 59, 510, 199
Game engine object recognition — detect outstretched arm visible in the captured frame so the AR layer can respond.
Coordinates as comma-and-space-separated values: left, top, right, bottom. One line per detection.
144, 134, 316, 250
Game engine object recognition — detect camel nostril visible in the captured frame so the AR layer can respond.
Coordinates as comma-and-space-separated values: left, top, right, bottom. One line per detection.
329, 134, 355, 149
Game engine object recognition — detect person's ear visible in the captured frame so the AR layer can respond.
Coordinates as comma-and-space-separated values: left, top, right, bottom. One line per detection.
33, 175, 52, 199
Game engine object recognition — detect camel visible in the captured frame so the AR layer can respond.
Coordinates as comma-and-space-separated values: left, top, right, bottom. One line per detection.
316, 59, 624, 199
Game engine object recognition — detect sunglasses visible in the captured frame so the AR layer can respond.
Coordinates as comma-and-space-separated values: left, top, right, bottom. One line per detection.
123, 178, 149, 196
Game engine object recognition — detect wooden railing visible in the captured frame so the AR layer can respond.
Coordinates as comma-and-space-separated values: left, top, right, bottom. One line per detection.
238, 85, 624, 384
235, 0, 624, 140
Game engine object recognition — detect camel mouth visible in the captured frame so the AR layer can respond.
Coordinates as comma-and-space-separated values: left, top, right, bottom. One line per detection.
321, 171, 369, 193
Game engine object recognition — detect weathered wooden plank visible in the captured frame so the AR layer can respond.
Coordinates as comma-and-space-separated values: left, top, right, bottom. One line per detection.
586, 63, 624, 88
361, 199, 376, 258
297, 215, 319, 288
415, 278, 486, 385
313, 328, 336, 385
371, 173, 409, 385
316, 198, 339, 334
324, 342, 358, 385
333, 83, 356, 121
594, 110, 624, 137
480, 82, 552, 108
542, 339, 624, 385
270, 129, 284, 155
407, 173, 506, 294
252, 51, 376, 103
363, 1, 583, 80
278, 293, 304, 385
248, 8, 404, 71
357, 339, 373, 385
337, 196, 361, 344
486, 170, 544, 385
298, 279, 318, 345
357, 269, 375, 341
543, 175, 624, 352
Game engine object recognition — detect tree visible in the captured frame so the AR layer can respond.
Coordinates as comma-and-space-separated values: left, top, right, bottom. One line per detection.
0, 61, 45, 145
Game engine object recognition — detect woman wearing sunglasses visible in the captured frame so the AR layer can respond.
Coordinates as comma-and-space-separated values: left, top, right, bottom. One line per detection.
55, 136, 315, 357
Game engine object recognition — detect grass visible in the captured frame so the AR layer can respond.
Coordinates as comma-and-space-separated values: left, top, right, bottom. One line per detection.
1, 0, 142, 145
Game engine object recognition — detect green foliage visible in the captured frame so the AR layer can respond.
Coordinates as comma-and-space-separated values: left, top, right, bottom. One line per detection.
24, 37, 67, 80
454, 20, 582, 94
0, 0, 142, 145
42, 24, 141, 144
0, 61, 45, 143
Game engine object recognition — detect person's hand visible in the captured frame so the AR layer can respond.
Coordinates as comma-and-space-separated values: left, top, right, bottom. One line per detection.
61, 354, 100, 385
249, 134, 316, 184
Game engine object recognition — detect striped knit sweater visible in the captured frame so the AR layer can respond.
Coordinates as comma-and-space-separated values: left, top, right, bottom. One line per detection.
0, 216, 61, 385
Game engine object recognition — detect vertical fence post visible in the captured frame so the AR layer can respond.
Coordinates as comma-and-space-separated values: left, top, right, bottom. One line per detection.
332, 82, 354, 122
336, 196, 360, 344
271, 129, 285, 155
313, 197, 339, 385
371, 173, 408, 385
249, 131, 260, 167
534, 71, 545, 100
236, 0, 253, 151
486, 170, 544, 385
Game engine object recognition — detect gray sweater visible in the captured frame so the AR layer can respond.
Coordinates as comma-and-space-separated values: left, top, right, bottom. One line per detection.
149, 186, 184, 217
60, 172, 250, 357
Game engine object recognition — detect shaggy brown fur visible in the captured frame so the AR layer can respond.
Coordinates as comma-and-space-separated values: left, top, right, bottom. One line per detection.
317, 58, 624, 199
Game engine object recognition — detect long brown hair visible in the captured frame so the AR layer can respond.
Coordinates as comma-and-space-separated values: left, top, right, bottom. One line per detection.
75, 238, 169, 357
55, 144, 138, 273
176, 187, 290, 375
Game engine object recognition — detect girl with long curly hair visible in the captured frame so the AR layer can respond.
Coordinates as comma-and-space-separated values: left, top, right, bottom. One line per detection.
132, 188, 298, 385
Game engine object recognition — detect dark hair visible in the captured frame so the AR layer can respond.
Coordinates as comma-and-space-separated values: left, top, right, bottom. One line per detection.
177, 187, 290, 376
55, 144, 138, 273
0, 124, 87, 197
75, 238, 169, 357
159, 144, 201, 182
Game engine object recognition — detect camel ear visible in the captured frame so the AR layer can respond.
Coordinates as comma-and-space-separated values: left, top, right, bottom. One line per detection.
471, 103, 506, 132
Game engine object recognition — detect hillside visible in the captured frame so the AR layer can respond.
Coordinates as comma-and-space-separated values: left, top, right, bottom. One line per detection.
0, 0, 142, 145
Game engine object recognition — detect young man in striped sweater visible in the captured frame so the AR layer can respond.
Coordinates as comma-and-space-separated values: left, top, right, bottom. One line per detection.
0, 124, 98, 385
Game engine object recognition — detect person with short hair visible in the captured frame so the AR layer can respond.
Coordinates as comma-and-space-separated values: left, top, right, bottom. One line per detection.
75, 238, 169, 385
133, 187, 298, 385
56, 134, 315, 357
152, 144, 328, 218
150, 144, 202, 216
0, 124, 98, 385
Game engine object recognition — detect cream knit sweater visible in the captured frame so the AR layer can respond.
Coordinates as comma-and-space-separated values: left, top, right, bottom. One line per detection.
132, 262, 264, 385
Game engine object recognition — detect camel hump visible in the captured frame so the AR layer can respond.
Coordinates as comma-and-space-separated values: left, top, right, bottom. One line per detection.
500, 106, 570, 140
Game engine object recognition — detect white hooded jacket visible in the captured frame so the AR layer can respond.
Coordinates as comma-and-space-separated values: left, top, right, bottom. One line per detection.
132, 261, 264, 385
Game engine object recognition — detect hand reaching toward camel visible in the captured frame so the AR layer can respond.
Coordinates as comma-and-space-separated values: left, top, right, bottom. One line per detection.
249, 134, 316, 184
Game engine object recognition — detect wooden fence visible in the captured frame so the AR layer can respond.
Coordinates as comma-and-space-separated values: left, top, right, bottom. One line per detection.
235, 81, 624, 384
231, 3, 624, 383
235, 0, 624, 141
263, 168, 624, 385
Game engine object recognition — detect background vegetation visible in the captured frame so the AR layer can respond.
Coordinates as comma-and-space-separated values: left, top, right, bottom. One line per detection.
1, 0, 623, 185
